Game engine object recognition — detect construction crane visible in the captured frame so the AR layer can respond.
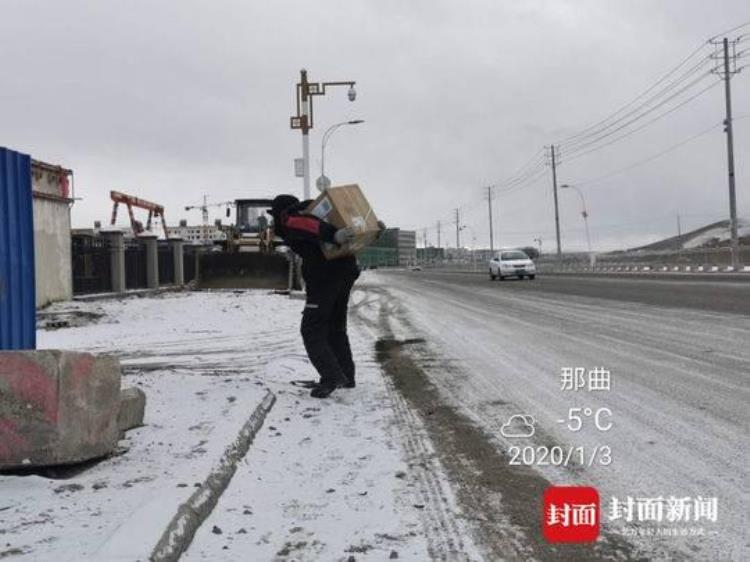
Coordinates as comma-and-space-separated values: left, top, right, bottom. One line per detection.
110, 190, 168, 237
184, 195, 234, 244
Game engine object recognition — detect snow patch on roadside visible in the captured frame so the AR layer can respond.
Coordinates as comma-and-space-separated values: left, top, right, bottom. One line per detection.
181, 322, 443, 561
1, 291, 295, 561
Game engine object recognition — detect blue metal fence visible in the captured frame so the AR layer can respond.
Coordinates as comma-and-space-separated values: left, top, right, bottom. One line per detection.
0, 147, 36, 350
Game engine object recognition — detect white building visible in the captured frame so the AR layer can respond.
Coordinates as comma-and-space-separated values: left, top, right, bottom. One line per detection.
167, 222, 227, 243
32, 160, 73, 307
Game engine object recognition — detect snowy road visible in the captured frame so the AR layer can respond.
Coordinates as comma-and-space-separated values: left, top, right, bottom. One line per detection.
353, 270, 748, 561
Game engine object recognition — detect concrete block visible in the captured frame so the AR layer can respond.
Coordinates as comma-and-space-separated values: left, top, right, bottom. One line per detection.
117, 387, 146, 433
0, 350, 121, 469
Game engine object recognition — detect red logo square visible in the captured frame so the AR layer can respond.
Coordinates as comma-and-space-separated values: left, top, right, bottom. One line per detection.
543, 486, 600, 543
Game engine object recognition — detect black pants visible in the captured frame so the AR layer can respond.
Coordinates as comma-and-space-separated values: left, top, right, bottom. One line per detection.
300, 271, 358, 386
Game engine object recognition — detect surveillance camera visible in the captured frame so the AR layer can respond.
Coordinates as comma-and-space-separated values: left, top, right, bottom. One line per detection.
347, 85, 356, 102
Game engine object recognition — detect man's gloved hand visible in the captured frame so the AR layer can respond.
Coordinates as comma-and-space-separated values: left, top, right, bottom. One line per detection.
376, 220, 386, 239
334, 227, 357, 246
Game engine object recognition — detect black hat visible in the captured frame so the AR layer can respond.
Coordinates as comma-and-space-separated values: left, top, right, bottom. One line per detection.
268, 194, 299, 215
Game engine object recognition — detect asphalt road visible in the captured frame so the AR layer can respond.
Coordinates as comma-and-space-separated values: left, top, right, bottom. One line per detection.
410, 269, 750, 315
356, 269, 749, 560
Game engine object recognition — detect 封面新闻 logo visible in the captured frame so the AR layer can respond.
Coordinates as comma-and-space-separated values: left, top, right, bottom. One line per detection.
543, 486, 600, 543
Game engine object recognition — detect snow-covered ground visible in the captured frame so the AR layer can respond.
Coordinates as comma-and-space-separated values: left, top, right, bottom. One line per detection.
179, 292, 482, 561
682, 220, 750, 249
1, 371, 267, 562
182, 354, 444, 561
2, 292, 286, 561
1, 290, 477, 561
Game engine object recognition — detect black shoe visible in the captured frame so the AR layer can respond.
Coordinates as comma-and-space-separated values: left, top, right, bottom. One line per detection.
310, 383, 338, 398
342, 379, 356, 389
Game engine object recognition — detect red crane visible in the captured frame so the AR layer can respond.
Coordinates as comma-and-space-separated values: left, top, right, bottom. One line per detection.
109, 190, 169, 237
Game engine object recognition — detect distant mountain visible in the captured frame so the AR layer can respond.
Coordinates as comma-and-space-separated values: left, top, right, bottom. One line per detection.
627, 219, 750, 252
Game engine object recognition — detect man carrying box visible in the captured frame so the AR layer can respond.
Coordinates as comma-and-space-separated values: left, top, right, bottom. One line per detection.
269, 194, 384, 398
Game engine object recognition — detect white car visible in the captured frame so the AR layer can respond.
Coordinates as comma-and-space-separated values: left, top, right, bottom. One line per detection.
489, 250, 536, 280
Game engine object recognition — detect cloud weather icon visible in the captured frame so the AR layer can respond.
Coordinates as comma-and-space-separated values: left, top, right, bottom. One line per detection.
500, 414, 536, 438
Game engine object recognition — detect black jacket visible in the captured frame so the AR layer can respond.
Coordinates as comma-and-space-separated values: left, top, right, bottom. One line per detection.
273, 200, 358, 280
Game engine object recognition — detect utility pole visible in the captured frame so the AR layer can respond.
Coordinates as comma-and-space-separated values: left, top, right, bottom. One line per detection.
722, 37, 739, 268
549, 145, 562, 261
711, 37, 740, 268
677, 214, 682, 237
437, 220, 441, 249
486, 186, 494, 252
455, 208, 460, 249
299, 69, 311, 199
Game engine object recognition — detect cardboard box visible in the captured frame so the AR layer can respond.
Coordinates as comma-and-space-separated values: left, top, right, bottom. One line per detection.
306, 184, 380, 259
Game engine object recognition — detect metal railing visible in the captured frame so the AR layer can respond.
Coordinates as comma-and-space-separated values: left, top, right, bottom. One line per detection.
72, 235, 112, 294
419, 245, 749, 274
536, 245, 749, 273
158, 243, 175, 285
124, 241, 148, 289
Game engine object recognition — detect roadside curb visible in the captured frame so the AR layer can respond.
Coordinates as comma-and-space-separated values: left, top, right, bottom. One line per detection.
150, 390, 276, 562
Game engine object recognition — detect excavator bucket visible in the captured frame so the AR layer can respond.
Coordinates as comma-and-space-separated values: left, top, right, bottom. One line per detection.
189, 198, 302, 290
198, 251, 292, 290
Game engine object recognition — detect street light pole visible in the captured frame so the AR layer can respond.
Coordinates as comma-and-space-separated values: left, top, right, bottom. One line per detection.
486, 186, 494, 253
319, 119, 364, 191
455, 208, 461, 249
290, 69, 357, 200
300, 70, 311, 199
561, 184, 593, 266
463, 224, 477, 271
534, 237, 542, 257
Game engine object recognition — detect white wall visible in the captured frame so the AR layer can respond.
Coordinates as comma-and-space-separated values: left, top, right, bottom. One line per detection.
33, 197, 72, 308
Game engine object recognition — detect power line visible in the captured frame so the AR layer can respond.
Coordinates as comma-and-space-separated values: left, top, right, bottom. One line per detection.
561, 69, 717, 158
409, 23, 749, 243
562, 78, 721, 164
707, 20, 750, 42
574, 121, 723, 186
488, 149, 546, 190
557, 43, 712, 147
560, 56, 714, 153
554, 22, 749, 156
555, 21, 746, 148
495, 165, 548, 196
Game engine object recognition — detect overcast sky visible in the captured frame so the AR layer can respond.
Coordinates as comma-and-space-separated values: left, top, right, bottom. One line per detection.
1, 0, 748, 251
